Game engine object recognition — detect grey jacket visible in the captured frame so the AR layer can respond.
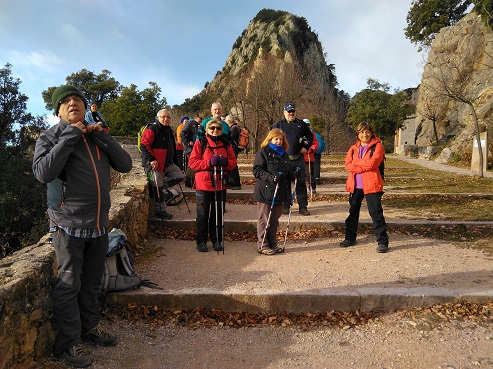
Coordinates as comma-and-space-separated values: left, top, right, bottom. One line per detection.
32, 120, 132, 230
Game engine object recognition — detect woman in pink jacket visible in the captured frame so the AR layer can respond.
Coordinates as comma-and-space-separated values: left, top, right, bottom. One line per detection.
340, 121, 389, 253
189, 119, 237, 252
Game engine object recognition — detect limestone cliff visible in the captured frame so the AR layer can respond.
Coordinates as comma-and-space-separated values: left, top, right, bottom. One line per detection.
416, 11, 493, 163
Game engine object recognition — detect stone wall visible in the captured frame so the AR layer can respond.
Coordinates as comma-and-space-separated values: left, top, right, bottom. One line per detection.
0, 143, 148, 369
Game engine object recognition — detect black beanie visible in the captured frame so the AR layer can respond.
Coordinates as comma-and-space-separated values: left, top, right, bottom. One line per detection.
51, 85, 87, 116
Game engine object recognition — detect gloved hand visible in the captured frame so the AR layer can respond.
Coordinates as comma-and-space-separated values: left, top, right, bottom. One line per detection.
219, 155, 228, 167
293, 167, 301, 179
273, 172, 284, 183
210, 156, 221, 167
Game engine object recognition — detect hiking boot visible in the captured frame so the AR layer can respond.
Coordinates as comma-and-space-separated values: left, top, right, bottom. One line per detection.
377, 243, 389, 253
81, 324, 117, 346
213, 243, 223, 252
156, 210, 173, 219
339, 239, 356, 247
283, 207, 290, 215
197, 243, 208, 252
271, 245, 285, 253
257, 248, 275, 255
299, 207, 310, 216
57, 345, 92, 368
231, 186, 242, 190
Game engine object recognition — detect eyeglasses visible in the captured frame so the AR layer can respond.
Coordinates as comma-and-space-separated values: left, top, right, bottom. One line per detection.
60, 97, 83, 105
287, 110, 296, 114
208, 126, 222, 131
158, 115, 171, 119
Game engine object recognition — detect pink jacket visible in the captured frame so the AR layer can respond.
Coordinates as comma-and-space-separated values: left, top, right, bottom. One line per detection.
345, 137, 384, 194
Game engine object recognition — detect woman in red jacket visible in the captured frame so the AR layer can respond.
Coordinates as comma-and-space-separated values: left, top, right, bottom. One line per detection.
340, 121, 389, 253
189, 119, 237, 252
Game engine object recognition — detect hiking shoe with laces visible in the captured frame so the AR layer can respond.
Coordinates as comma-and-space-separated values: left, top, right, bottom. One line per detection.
299, 207, 310, 216
213, 243, 223, 252
81, 325, 117, 346
339, 239, 356, 247
197, 243, 208, 252
257, 248, 275, 255
57, 345, 92, 368
272, 245, 285, 253
377, 243, 389, 253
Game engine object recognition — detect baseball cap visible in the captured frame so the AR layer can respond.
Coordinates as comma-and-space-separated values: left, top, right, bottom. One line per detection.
283, 102, 296, 111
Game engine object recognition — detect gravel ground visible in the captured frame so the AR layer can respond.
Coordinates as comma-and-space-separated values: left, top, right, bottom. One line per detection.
39, 310, 493, 369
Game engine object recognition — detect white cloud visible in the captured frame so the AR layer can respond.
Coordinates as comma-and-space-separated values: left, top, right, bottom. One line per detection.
9, 50, 63, 72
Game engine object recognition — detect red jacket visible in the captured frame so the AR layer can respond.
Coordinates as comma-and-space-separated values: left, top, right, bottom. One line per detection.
345, 137, 384, 194
189, 136, 237, 191
303, 131, 319, 163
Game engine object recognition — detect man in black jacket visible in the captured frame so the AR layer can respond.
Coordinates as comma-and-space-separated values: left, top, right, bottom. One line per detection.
272, 102, 313, 216
140, 109, 184, 219
33, 85, 133, 368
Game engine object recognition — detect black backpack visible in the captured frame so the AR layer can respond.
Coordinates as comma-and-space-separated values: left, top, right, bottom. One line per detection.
369, 144, 385, 180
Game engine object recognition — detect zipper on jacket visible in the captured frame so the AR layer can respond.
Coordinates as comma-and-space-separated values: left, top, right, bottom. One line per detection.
82, 134, 102, 231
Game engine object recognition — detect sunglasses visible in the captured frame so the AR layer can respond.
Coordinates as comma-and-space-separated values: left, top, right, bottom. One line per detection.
287, 110, 296, 114
208, 126, 222, 131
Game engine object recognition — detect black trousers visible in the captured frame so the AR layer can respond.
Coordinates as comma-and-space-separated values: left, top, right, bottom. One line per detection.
287, 155, 308, 209
344, 189, 388, 245
195, 189, 226, 245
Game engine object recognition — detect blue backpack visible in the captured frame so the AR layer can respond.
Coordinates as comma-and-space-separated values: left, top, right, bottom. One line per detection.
315, 132, 325, 155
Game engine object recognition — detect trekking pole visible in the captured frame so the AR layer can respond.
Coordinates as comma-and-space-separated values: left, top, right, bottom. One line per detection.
308, 160, 313, 200
261, 182, 279, 247
214, 163, 220, 254
178, 182, 191, 213
283, 178, 297, 248
152, 170, 165, 227
220, 160, 225, 255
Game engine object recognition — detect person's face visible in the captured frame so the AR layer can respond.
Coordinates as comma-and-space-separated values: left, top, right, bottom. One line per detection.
284, 109, 296, 122
157, 111, 171, 126
270, 134, 283, 147
90, 104, 98, 112
358, 129, 372, 145
58, 95, 86, 123
207, 124, 222, 137
211, 104, 222, 119
195, 114, 204, 123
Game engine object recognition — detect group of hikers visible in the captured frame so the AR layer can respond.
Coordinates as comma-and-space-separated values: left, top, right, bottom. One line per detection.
32, 85, 388, 368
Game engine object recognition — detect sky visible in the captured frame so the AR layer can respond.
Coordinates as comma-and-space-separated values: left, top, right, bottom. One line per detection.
0, 0, 426, 119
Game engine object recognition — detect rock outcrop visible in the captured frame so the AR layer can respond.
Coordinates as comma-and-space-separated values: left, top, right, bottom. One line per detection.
415, 11, 493, 162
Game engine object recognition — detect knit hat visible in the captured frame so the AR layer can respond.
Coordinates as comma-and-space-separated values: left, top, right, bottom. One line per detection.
303, 119, 310, 125
284, 102, 296, 111
180, 116, 189, 123
52, 85, 87, 116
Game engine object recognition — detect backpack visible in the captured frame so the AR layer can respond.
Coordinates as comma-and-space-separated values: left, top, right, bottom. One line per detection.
137, 122, 155, 153
370, 144, 385, 180
102, 229, 141, 292
315, 132, 325, 155
237, 128, 249, 150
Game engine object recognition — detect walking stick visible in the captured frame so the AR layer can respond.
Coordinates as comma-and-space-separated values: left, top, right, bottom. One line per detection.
153, 170, 165, 227
220, 161, 225, 254
214, 163, 219, 254
261, 182, 279, 247
308, 159, 313, 200
283, 177, 298, 248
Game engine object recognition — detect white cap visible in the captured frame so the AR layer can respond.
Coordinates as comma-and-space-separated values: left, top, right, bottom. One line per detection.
303, 119, 310, 125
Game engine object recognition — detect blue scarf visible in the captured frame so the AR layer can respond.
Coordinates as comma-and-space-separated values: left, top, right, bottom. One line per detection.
268, 143, 284, 157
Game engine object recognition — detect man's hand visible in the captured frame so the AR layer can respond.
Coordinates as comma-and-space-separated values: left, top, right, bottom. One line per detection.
150, 160, 158, 170
86, 123, 103, 133
71, 121, 87, 133
300, 147, 307, 154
